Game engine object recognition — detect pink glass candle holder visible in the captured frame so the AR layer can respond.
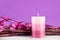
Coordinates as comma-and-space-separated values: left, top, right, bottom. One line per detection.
31, 16, 45, 38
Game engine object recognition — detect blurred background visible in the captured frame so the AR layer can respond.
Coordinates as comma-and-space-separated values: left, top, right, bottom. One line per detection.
0, 0, 60, 26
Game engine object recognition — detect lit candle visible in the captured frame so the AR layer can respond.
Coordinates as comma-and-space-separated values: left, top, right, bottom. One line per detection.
31, 13, 45, 38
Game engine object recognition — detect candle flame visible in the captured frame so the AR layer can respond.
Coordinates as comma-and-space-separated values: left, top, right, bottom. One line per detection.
37, 13, 39, 16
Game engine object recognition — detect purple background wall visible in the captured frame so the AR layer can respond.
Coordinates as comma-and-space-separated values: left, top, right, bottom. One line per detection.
0, 0, 60, 26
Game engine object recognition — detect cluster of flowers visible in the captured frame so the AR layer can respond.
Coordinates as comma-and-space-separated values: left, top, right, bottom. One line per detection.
45, 24, 60, 32
46, 24, 60, 29
0, 16, 32, 32
0, 16, 60, 33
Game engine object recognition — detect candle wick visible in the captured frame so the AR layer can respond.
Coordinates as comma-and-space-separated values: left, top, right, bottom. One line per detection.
37, 13, 39, 16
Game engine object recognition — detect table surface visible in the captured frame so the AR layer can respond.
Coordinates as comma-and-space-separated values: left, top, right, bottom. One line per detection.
0, 36, 60, 40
